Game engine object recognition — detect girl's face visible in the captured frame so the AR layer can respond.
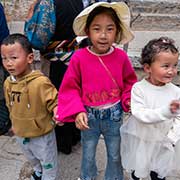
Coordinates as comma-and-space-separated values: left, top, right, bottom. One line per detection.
1, 42, 33, 80
144, 51, 179, 86
87, 13, 117, 54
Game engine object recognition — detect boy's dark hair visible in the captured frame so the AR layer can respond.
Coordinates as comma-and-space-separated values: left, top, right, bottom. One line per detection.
85, 6, 122, 36
1, 33, 33, 54
141, 36, 179, 65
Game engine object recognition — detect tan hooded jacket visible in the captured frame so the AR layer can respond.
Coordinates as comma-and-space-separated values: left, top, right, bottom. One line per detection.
4, 70, 57, 137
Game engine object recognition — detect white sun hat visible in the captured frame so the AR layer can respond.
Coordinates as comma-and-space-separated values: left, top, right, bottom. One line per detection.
73, 2, 134, 45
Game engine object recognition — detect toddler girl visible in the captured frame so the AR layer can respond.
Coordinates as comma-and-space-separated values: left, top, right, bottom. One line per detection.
121, 37, 180, 180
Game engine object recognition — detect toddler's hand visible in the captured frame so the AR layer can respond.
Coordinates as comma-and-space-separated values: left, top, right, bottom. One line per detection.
127, 101, 131, 113
75, 112, 89, 130
170, 100, 180, 114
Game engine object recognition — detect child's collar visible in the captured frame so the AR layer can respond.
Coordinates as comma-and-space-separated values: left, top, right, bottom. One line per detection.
87, 46, 114, 56
10, 75, 16, 82
10, 70, 35, 82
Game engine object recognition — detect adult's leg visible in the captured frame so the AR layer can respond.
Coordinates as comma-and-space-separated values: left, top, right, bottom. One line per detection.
55, 123, 73, 154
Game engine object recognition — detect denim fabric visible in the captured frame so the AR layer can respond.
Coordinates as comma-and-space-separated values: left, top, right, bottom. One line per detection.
80, 102, 124, 180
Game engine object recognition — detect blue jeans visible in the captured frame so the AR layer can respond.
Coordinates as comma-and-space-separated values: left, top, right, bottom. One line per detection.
80, 102, 124, 180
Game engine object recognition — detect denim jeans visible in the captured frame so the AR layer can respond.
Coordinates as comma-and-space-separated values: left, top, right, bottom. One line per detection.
80, 102, 124, 180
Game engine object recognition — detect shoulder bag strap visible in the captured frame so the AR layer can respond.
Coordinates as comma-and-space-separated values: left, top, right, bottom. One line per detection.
98, 56, 119, 89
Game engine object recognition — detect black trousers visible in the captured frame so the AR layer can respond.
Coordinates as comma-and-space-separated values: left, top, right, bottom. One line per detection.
55, 123, 81, 154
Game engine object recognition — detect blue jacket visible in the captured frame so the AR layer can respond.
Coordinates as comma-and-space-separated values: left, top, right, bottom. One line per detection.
0, 3, 9, 65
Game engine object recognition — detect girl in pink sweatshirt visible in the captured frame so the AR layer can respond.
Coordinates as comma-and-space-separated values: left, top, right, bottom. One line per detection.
56, 2, 137, 180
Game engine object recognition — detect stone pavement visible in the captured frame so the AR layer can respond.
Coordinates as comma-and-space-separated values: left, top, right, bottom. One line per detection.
0, 135, 180, 180
0, 135, 117, 180
0, 134, 123, 180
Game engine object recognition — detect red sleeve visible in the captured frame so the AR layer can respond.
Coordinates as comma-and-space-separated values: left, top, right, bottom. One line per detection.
56, 54, 86, 122
121, 56, 137, 112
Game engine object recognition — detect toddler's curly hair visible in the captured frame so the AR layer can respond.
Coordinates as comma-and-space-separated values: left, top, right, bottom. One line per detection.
141, 37, 179, 65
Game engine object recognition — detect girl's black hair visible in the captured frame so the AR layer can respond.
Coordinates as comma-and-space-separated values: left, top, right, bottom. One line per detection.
1, 33, 33, 54
85, 6, 122, 36
141, 36, 179, 65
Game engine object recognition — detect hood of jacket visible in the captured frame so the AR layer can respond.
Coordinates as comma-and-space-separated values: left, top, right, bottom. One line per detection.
6, 70, 44, 84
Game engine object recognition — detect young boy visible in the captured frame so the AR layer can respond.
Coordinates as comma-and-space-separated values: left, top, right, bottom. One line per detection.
1, 33, 59, 180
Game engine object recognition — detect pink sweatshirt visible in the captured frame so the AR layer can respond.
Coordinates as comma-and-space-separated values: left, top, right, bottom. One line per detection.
57, 47, 137, 122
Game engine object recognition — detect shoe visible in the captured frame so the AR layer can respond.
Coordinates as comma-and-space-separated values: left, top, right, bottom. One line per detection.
129, 177, 142, 180
130, 171, 142, 180
129, 178, 142, 180
31, 171, 42, 180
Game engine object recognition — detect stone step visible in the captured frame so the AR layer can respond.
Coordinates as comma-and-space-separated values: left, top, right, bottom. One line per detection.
128, 0, 180, 31
119, 30, 180, 68
131, 14, 180, 31
128, 31, 180, 57
130, 0, 180, 15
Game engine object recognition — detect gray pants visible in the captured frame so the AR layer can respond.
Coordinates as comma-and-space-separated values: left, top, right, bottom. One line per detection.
16, 130, 59, 180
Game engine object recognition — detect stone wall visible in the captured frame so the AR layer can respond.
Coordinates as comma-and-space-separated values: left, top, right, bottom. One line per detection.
1, 0, 180, 31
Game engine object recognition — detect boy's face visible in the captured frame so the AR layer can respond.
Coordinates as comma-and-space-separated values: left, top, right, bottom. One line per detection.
1, 42, 33, 80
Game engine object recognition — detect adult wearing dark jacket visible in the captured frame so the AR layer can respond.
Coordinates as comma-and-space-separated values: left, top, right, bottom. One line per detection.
0, 3, 9, 64
49, 0, 84, 154
0, 2, 10, 135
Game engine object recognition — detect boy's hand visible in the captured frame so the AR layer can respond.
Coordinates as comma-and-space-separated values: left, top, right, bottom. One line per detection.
75, 112, 89, 130
170, 100, 180, 113
52, 106, 64, 126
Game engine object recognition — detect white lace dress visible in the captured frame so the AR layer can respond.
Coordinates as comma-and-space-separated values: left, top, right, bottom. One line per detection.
120, 79, 180, 178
